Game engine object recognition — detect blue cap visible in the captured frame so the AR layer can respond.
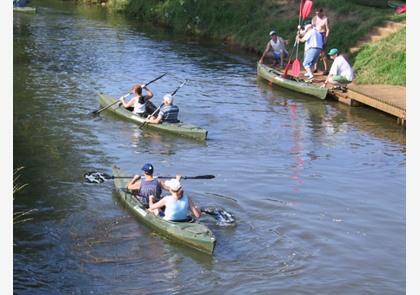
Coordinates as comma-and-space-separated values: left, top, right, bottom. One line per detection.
141, 163, 154, 175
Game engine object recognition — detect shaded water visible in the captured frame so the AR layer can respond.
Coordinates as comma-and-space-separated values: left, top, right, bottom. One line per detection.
14, 2, 405, 294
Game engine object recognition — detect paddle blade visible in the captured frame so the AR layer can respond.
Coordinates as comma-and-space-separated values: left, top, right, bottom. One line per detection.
84, 172, 113, 183
283, 61, 292, 77
201, 207, 236, 226
291, 59, 301, 77
302, 0, 313, 19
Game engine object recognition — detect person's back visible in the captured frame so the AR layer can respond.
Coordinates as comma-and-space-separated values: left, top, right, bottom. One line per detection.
331, 55, 354, 81
159, 104, 179, 123
139, 178, 162, 201
163, 194, 189, 221
304, 27, 323, 51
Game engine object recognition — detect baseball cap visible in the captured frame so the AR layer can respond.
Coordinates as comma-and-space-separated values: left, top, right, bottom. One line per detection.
165, 179, 182, 192
141, 163, 154, 175
269, 30, 277, 36
327, 48, 339, 56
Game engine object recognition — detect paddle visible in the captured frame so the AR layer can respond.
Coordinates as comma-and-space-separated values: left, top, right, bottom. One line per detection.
139, 79, 187, 129
200, 207, 236, 225
90, 72, 167, 116
302, 0, 313, 19
84, 171, 214, 184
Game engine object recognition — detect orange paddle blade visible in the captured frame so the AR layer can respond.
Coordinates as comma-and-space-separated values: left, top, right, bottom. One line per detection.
302, 0, 313, 19
291, 59, 301, 77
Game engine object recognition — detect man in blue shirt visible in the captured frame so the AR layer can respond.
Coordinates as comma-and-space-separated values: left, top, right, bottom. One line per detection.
296, 22, 324, 80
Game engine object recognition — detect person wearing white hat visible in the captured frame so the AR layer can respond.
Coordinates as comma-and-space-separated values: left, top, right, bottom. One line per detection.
148, 177, 201, 221
259, 30, 289, 68
146, 93, 179, 124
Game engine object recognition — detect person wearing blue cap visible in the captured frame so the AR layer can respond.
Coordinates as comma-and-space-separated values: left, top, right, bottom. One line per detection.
296, 21, 324, 80
321, 48, 354, 90
126, 163, 172, 206
259, 30, 289, 68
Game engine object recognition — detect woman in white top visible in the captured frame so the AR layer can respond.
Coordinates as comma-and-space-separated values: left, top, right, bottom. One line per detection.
312, 8, 330, 74
148, 177, 201, 221
119, 84, 154, 117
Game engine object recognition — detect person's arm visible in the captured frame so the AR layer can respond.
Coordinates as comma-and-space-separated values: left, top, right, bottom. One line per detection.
325, 18, 330, 38
127, 175, 141, 190
120, 96, 135, 108
141, 84, 153, 99
146, 114, 162, 124
188, 196, 201, 219
259, 42, 271, 63
149, 195, 167, 211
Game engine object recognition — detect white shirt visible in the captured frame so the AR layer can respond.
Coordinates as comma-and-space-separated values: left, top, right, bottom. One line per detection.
270, 38, 287, 55
329, 55, 354, 81
133, 99, 146, 114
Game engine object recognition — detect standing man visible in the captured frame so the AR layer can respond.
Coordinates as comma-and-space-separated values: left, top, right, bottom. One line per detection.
296, 22, 324, 80
312, 8, 330, 75
259, 31, 289, 68
321, 48, 354, 90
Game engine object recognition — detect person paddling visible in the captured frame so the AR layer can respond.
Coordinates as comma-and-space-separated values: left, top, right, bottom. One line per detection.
120, 84, 156, 117
259, 30, 289, 68
145, 94, 179, 124
148, 177, 201, 221
126, 163, 171, 206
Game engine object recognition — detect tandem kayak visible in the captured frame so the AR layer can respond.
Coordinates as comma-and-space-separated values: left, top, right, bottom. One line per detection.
13, 6, 37, 13
111, 165, 216, 254
97, 92, 208, 141
257, 63, 328, 100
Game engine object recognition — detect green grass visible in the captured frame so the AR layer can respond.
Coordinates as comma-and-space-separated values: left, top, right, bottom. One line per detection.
99, 0, 405, 85
353, 28, 405, 85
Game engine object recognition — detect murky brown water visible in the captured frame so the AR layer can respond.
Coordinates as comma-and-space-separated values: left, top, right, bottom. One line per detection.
14, 1, 405, 294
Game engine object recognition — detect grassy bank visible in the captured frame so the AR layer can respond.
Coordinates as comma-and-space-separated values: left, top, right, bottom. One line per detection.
353, 28, 405, 85
97, 0, 405, 85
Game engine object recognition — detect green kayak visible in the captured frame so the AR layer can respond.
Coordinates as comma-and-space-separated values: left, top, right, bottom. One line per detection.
13, 6, 37, 13
257, 63, 328, 100
97, 92, 208, 141
112, 165, 216, 255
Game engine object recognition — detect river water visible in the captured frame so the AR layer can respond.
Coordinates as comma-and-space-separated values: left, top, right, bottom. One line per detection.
13, 2, 406, 294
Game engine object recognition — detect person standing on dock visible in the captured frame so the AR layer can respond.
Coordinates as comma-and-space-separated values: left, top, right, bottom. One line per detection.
146, 94, 179, 124
312, 8, 330, 75
259, 31, 289, 68
126, 163, 171, 206
119, 84, 156, 117
321, 48, 354, 90
296, 22, 324, 80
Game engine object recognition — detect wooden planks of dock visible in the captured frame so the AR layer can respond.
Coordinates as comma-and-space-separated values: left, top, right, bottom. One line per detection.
328, 84, 406, 126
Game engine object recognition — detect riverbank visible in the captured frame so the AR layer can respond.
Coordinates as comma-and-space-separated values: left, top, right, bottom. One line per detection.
93, 0, 406, 86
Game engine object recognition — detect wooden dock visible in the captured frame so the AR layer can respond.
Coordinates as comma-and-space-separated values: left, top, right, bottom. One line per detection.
328, 84, 406, 125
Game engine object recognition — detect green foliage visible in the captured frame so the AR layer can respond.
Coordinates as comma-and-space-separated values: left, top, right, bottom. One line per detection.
103, 0, 405, 84
353, 28, 405, 85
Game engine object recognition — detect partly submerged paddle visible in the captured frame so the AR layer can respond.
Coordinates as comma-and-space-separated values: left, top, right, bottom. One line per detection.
90, 72, 167, 116
84, 171, 214, 184
201, 207, 236, 225
138, 79, 187, 129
